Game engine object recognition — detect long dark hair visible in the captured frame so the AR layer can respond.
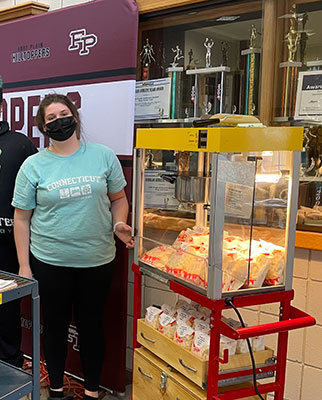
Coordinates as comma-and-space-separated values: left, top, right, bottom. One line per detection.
36, 93, 81, 139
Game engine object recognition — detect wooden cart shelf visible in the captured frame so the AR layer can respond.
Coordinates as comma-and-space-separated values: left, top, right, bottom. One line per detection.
138, 319, 274, 389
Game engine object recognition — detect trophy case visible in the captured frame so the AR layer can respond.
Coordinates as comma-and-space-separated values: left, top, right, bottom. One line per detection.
136, 2, 264, 121
297, 124, 322, 232
272, 1, 322, 232
136, 0, 322, 236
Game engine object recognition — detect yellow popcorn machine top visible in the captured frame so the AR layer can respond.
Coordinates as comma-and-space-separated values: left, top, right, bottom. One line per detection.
131, 125, 316, 400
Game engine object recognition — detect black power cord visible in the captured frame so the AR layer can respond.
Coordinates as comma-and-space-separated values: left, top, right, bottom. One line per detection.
225, 299, 265, 400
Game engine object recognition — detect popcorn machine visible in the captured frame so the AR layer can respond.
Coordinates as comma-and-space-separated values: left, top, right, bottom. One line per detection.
131, 126, 316, 400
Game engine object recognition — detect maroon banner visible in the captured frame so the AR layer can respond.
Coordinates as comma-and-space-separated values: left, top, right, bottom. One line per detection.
1, 0, 138, 92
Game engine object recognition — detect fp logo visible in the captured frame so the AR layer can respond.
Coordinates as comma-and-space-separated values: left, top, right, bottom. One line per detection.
68, 28, 98, 56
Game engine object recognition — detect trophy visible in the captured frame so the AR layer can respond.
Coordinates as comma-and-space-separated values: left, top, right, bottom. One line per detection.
279, 4, 302, 119
186, 37, 231, 118
140, 38, 156, 80
202, 101, 212, 116
241, 25, 261, 115
221, 41, 230, 67
188, 49, 194, 67
166, 45, 184, 119
204, 38, 214, 68
298, 11, 309, 65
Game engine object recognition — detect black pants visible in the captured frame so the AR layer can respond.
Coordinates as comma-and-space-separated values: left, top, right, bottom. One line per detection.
30, 253, 115, 392
0, 238, 23, 368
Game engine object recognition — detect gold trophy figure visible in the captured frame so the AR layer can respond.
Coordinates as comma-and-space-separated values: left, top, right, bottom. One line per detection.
249, 25, 258, 50
285, 20, 301, 62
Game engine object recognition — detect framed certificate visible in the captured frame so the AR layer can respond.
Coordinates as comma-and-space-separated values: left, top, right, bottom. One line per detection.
294, 71, 322, 121
135, 78, 171, 120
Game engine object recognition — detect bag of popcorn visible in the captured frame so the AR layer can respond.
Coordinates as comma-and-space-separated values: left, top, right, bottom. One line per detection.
236, 339, 249, 354
176, 308, 195, 327
191, 331, 210, 360
161, 303, 176, 317
174, 323, 195, 350
158, 312, 177, 339
220, 335, 237, 356
193, 318, 210, 334
145, 306, 162, 329
252, 336, 265, 352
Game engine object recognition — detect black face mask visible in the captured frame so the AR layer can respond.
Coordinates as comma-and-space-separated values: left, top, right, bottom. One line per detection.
45, 116, 77, 142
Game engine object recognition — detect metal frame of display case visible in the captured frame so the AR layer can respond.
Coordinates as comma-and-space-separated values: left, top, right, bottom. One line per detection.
132, 126, 316, 400
0, 271, 40, 400
207, 149, 301, 299
133, 126, 305, 299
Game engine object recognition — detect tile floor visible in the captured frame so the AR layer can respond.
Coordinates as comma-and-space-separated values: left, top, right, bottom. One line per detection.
35, 384, 132, 400
101, 385, 132, 400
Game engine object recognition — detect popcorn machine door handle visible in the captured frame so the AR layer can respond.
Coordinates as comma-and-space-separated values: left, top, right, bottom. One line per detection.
160, 173, 177, 184
178, 358, 197, 373
192, 118, 220, 127
140, 332, 156, 343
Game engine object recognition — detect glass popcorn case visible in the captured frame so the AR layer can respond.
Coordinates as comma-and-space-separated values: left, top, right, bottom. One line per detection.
133, 126, 303, 299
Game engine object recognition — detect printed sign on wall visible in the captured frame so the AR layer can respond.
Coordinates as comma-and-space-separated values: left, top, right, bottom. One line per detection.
295, 71, 322, 122
135, 78, 171, 120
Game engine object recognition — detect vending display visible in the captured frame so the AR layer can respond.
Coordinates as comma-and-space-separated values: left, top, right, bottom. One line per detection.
133, 126, 303, 299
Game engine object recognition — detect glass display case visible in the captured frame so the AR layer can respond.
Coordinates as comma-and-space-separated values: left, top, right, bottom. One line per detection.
137, 2, 263, 119
297, 124, 322, 232
136, 0, 322, 236
133, 126, 303, 299
275, 1, 322, 232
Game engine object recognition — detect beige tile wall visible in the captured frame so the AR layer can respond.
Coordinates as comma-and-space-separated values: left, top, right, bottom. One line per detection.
265, 248, 322, 399
127, 248, 322, 398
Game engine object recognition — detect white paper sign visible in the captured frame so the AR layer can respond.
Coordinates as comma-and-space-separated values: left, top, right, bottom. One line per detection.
135, 78, 171, 120
144, 170, 179, 209
2, 80, 135, 155
225, 182, 253, 219
295, 71, 322, 122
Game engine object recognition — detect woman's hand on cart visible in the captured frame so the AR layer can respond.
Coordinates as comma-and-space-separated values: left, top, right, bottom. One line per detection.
115, 222, 135, 249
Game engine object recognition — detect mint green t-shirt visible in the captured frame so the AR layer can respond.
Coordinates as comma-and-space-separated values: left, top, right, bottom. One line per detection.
12, 142, 126, 267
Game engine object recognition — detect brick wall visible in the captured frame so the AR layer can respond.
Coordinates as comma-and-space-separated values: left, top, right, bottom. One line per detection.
127, 248, 322, 399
